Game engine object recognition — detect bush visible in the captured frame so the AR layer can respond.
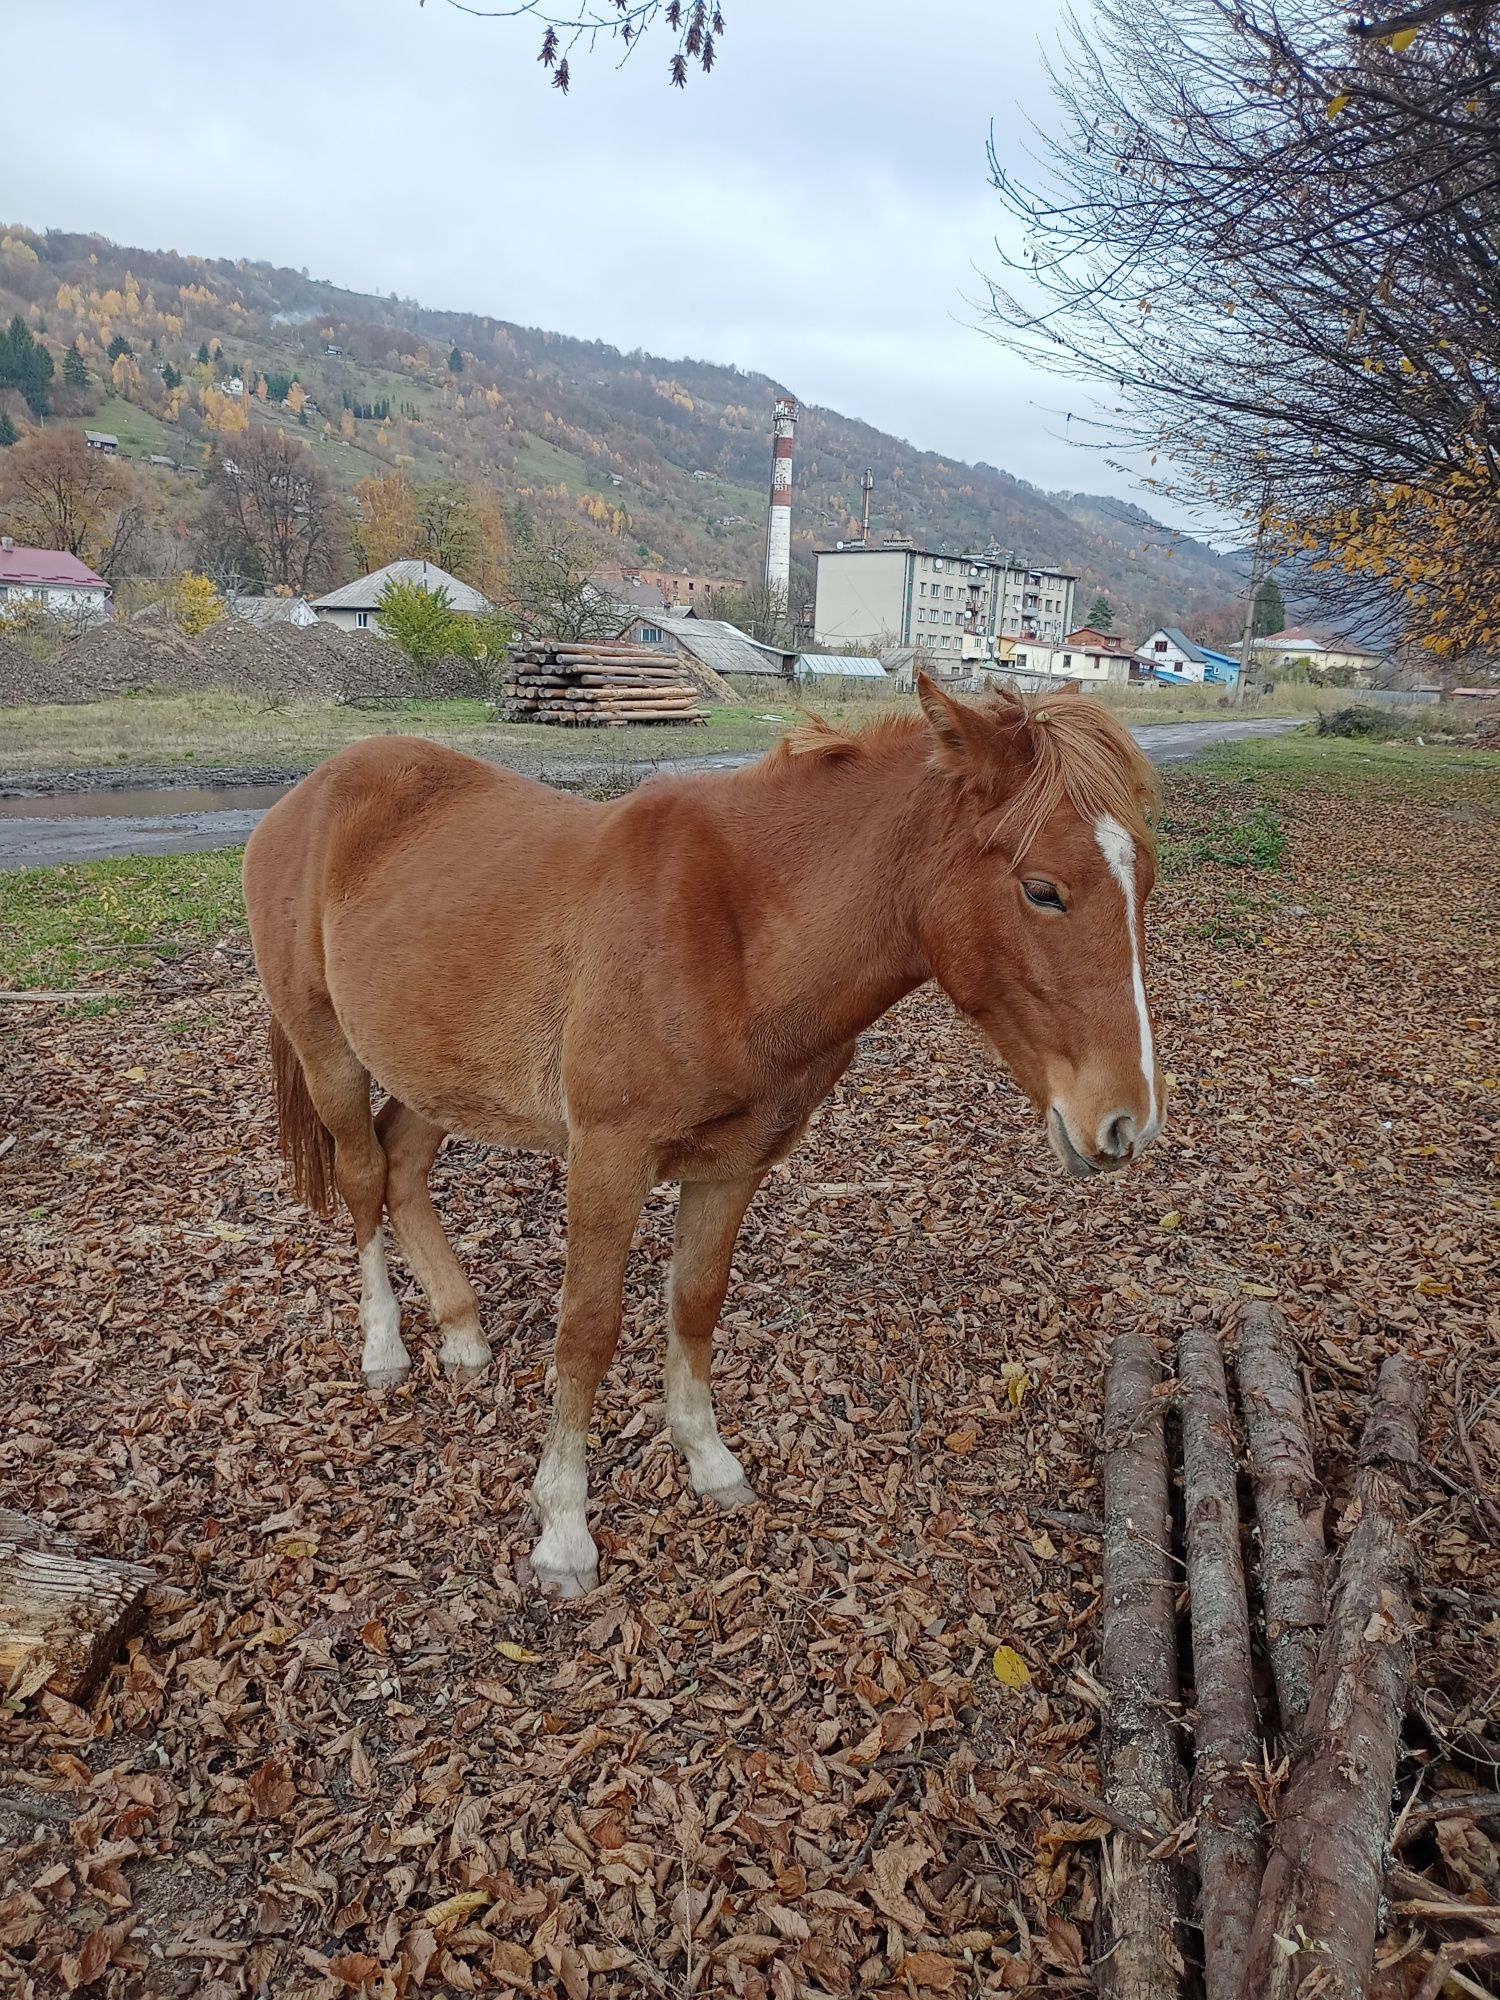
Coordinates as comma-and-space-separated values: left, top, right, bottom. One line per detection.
374, 580, 514, 693
1317, 705, 1418, 739
169, 572, 225, 637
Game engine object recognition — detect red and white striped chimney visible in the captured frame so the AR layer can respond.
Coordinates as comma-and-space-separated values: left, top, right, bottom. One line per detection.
763, 395, 797, 603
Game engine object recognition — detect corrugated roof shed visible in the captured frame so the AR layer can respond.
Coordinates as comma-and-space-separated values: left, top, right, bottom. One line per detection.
313, 560, 491, 615
659, 618, 791, 679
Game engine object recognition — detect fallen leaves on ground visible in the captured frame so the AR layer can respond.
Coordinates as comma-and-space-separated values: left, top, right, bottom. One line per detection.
0, 766, 1497, 1997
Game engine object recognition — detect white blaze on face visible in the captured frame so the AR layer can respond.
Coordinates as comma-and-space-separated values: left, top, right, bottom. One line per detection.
1094, 813, 1157, 1134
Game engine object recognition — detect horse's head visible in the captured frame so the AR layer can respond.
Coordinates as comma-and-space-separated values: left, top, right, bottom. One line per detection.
914, 673, 1164, 1178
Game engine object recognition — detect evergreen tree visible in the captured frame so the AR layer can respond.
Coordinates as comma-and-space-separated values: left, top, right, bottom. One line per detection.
447, 345, 464, 374
160, 360, 181, 392
63, 342, 89, 391
0, 410, 18, 448
0, 315, 53, 417
197, 341, 211, 364
1252, 576, 1286, 638
106, 333, 133, 362
1085, 594, 1114, 631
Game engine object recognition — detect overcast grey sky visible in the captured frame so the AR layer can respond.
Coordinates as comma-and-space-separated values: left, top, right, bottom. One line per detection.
15, 0, 1144, 503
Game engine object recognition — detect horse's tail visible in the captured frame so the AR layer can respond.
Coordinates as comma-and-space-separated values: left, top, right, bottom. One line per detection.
269, 1017, 337, 1218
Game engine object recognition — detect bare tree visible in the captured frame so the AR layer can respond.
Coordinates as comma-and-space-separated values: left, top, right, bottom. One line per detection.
982, 0, 1500, 656
435, 0, 724, 92
0, 427, 146, 582
214, 431, 343, 597
504, 515, 621, 639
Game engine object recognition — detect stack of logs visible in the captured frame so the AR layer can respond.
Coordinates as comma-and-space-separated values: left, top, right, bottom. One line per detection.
1089, 1303, 1438, 2000
503, 641, 707, 727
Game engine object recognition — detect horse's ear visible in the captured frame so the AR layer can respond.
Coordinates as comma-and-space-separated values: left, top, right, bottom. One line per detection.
916, 672, 986, 773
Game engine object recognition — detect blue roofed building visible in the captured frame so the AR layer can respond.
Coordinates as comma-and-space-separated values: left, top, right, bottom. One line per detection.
1131, 627, 1240, 686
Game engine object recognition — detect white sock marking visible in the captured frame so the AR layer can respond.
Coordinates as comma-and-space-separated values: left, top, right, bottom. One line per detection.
1094, 814, 1157, 1134
530, 1418, 598, 1589
665, 1328, 748, 1497
358, 1234, 409, 1378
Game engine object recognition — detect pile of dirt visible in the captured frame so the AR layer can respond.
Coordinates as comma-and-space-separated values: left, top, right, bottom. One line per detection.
0, 622, 499, 707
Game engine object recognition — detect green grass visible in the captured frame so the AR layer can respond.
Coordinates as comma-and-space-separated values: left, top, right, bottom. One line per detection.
0, 850, 246, 990
513, 436, 596, 492
91, 395, 179, 460
1161, 804, 1288, 873
1195, 729, 1500, 792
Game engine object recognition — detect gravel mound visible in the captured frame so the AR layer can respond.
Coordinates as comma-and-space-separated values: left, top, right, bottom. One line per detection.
0, 623, 499, 706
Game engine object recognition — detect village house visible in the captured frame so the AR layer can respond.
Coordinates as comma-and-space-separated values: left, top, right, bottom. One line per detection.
1249, 626, 1385, 684
1000, 632, 1130, 685
311, 559, 490, 633
1131, 626, 1241, 686
595, 565, 743, 612
0, 540, 110, 621
83, 431, 119, 455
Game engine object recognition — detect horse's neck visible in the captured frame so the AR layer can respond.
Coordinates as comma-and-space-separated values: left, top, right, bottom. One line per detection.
715, 742, 942, 1049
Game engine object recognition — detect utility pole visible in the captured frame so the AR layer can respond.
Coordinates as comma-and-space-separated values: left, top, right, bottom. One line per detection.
1234, 490, 1270, 709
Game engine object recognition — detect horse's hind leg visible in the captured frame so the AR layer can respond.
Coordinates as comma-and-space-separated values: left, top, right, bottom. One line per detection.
285, 1007, 412, 1391
665, 1173, 764, 1507
375, 1098, 492, 1382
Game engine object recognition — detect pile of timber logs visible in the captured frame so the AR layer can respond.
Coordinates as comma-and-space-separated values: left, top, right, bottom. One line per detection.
1089, 1306, 1432, 2000
503, 641, 708, 726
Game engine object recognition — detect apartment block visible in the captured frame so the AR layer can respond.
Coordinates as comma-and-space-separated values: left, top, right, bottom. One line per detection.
813, 543, 1077, 663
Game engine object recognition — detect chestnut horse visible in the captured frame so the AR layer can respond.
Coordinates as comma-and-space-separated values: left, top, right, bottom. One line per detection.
243, 676, 1162, 1596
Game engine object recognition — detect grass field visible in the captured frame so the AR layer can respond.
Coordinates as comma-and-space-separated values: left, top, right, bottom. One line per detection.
0, 675, 1414, 780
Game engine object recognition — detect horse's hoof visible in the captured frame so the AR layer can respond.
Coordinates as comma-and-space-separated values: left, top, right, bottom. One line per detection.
701, 1476, 757, 1511
440, 1345, 493, 1386
533, 1559, 599, 1600
364, 1363, 411, 1393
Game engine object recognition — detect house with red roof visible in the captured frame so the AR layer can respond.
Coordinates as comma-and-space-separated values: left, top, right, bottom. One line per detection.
0, 538, 111, 622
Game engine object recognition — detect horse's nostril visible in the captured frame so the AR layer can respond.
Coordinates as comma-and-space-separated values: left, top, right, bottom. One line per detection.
1101, 1113, 1136, 1160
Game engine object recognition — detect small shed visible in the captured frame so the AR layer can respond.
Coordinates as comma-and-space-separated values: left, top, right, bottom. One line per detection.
83, 431, 119, 455
228, 593, 320, 630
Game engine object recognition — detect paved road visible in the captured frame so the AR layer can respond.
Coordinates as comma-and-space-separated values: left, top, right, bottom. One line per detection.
0, 717, 1304, 871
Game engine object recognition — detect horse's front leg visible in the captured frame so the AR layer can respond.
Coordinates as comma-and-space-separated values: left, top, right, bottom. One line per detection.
529, 1132, 652, 1599
665, 1173, 766, 1507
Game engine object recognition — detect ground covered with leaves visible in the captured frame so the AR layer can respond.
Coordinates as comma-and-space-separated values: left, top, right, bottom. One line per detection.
1, 750, 1497, 1998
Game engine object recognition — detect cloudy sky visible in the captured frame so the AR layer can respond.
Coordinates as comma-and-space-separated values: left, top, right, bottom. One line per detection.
14, 0, 1146, 503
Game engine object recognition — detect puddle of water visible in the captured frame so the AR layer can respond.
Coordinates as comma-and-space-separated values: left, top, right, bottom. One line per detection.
0, 783, 290, 821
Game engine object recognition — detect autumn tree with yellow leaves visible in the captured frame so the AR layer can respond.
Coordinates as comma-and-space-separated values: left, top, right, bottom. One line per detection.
351, 471, 506, 595
983, 0, 1500, 660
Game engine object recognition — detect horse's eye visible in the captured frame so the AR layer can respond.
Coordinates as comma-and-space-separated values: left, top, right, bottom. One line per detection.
1023, 880, 1067, 913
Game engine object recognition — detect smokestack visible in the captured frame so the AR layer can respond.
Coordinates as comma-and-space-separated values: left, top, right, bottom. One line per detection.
764, 395, 797, 603
860, 467, 873, 545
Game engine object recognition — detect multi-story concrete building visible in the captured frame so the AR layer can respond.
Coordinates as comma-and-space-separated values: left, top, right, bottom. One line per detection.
812, 542, 1077, 664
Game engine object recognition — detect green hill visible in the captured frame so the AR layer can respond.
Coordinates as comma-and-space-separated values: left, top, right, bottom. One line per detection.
0, 223, 1238, 636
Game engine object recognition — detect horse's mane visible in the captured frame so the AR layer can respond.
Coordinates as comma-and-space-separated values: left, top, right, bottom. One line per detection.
764, 687, 1161, 861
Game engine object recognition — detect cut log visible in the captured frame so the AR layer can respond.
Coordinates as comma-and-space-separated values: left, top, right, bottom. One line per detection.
1236, 1301, 1328, 1746
1179, 1327, 1262, 2000
1100, 1330, 1187, 1999
1240, 1353, 1429, 2000
0, 1534, 154, 1703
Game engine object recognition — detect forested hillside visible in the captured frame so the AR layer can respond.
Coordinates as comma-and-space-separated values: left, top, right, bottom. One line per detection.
0, 223, 1239, 637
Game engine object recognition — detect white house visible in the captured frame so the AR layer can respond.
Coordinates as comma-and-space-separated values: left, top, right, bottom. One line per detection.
312, 559, 491, 633
1002, 635, 1129, 685
0, 540, 111, 621
228, 593, 320, 630
1249, 626, 1385, 684
1132, 627, 1240, 686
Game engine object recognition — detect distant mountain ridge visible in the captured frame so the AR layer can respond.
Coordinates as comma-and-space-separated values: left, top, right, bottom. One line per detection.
0, 224, 1239, 637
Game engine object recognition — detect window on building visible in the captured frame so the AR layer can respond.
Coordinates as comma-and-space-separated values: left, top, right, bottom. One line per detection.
356, 610, 369, 630
945, 585, 954, 598
640, 624, 662, 643
919, 582, 927, 595
1062, 654, 1072, 668
1154, 638, 1168, 653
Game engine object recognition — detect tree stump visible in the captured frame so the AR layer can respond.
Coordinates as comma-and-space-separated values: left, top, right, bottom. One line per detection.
0, 1518, 153, 1704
